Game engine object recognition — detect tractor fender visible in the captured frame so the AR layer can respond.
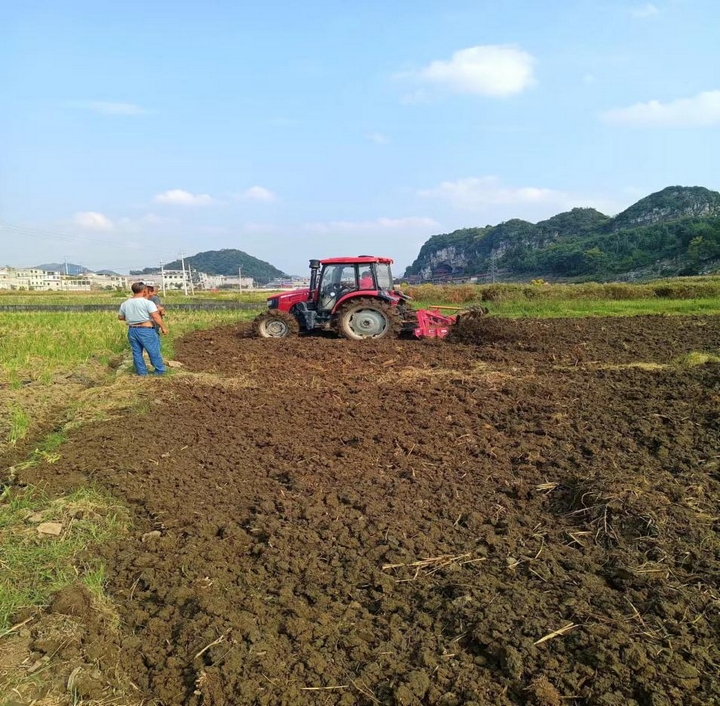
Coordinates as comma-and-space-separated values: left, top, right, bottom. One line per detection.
330, 290, 381, 314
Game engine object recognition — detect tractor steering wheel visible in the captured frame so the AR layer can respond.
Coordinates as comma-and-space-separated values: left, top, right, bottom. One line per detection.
329, 282, 350, 297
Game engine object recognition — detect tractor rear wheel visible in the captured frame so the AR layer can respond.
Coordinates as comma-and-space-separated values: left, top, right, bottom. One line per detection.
334, 298, 402, 340
253, 310, 299, 338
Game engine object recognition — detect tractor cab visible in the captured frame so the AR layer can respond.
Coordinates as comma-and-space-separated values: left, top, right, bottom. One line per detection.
314, 257, 393, 312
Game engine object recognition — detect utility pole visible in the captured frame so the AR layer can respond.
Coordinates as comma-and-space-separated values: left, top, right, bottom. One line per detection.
179, 252, 189, 296
64, 256, 69, 276
188, 265, 195, 296
160, 262, 167, 297
238, 265, 242, 292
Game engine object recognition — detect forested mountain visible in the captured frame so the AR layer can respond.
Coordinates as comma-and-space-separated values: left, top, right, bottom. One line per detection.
132, 249, 286, 284
404, 186, 720, 281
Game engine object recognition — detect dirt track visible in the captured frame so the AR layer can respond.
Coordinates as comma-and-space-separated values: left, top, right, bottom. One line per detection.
20, 315, 720, 705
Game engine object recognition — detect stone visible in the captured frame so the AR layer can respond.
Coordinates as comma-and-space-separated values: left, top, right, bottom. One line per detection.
36, 522, 63, 536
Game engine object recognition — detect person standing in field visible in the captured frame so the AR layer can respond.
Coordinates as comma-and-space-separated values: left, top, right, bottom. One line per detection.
144, 281, 166, 340
118, 282, 168, 375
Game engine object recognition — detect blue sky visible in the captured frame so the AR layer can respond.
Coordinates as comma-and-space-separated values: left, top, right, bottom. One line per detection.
1, 0, 719, 275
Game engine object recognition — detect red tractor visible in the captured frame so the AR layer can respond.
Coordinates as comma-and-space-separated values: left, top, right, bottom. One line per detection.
253, 256, 463, 340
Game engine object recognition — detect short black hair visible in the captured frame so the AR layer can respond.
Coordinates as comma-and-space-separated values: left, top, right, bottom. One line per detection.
131, 282, 146, 294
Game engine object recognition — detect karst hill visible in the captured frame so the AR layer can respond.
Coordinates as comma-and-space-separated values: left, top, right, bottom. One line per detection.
404, 186, 720, 281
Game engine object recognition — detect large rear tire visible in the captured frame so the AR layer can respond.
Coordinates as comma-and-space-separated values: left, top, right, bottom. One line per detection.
253, 310, 300, 338
334, 298, 402, 340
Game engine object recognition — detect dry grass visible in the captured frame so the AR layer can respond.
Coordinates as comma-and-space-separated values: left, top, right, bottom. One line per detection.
557, 477, 664, 547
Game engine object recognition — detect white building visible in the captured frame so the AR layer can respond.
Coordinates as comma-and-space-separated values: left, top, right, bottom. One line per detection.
197, 273, 254, 290
86, 273, 128, 289
154, 269, 193, 291
0, 267, 107, 291
0, 267, 49, 290
60, 276, 92, 291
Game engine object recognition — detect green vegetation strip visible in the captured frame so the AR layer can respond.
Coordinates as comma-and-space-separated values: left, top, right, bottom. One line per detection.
0, 307, 259, 385
0, 486, 130, 632
482, 297, 720, 318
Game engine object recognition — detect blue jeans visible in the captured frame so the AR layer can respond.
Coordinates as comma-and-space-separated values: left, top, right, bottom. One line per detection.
128, 327, 166, 375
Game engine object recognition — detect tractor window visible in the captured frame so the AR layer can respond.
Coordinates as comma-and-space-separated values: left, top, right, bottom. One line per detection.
376, 264, 392, 290
318, 265, 358, 310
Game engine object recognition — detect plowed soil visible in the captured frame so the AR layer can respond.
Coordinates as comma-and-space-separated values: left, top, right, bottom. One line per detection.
19, 315, 720, 706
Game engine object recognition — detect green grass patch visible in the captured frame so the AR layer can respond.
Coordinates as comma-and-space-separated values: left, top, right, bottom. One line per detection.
0, 289, 276, 305
0, 486, 130, 631
0, 307, 261, 384
485, 297, 720, 318
7, 404, 30, 445
405, 276, 720, 305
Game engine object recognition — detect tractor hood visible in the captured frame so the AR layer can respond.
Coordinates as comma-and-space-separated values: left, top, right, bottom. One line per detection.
267, 289, 311, 309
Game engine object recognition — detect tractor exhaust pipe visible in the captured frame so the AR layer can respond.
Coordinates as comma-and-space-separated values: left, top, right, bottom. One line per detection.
309, 259, 321, 299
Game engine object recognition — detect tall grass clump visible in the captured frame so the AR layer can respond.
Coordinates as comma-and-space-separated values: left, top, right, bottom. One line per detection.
6, 404, 30, 445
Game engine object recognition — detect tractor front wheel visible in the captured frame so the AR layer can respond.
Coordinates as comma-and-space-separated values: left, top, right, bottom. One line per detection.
335, 298, 402, 340
253, 310, 300, 338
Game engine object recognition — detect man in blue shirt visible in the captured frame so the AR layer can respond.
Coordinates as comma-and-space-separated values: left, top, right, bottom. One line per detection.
118, 282, 168, 375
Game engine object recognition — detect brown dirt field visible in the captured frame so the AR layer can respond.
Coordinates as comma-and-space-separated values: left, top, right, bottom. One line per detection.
16, 315, 720, 705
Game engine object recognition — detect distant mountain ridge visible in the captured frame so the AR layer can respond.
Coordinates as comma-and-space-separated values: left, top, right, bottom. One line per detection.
404, 186, 720, 281
36, 262, 91, 275
131, 248, 286, 285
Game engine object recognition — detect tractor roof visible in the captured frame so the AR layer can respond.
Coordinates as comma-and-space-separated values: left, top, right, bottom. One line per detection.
320, 256, 394, 265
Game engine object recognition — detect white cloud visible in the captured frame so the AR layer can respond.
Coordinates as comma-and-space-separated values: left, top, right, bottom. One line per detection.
71, 101, 149, 115
419, 177, 568, 210
405, 44, 536, 97
366, 132, 390, 144
418, 176, 633, 217
154, 189, 215, 206
303, 216, 438, 235
140, 213, 174, 225
73, 211, 114, 230
629, 3, 660, 18
239, 186, 277, 202
602, 90, 720, 127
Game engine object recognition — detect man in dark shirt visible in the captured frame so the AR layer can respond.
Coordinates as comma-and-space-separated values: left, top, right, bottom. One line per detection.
144, 282, 165, 338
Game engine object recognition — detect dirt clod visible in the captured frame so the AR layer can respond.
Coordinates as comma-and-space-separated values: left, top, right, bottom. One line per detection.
36, 522, 63, 536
